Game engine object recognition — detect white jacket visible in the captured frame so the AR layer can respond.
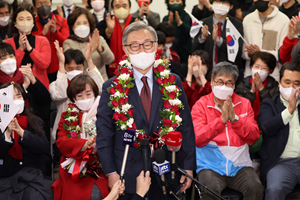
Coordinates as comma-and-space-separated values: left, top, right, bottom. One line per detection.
242, 6, 289, 81
49, 67, 104, 143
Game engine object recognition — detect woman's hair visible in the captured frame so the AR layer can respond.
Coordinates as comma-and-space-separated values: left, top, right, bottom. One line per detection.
0, 43, 15, 58
156, 30, 166, 45
64, 49, 85, 65
67, 74, 99, 102
250, 51, 277, 73
164, 0, 186, 10
9, 6, 38, 33
192, 50, 213, 80
0, 83, 44, 136
67, 8, 96, 36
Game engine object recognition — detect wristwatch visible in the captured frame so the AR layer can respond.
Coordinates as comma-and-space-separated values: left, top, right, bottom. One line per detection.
231, 114, 239, 123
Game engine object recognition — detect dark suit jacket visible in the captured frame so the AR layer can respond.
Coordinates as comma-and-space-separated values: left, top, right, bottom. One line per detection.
258, 95, 298, 185
192, 15, 245, 73
96, 73, 196, 196
52, 6, 81, 18
131, 10, 160, 29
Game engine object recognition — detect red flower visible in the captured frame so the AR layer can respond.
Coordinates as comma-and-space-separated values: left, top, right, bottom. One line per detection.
109, 87, 116, 95
124, 88, 130, 95
113, 77, 119, 83
121, 55, 128, 60
118, 113, 127, 122
138, 134, 143, 142
169, 75, 176, 83
114, 69, 119, 76
72, 121, 79, 126
115, 84, 123, 93
163, 78, 168, 85
157, 65, 165, 72
65, 121, 70, 126
163, 100, 171, 109
171, 105, 180, 113
119, 98, 126, 106
124, 97, 129, 103
128, 109, 134, 117
158, 128, 162, 133
129, 71, 133, 76
169, 91, 177, 99
112, 100, 119, 107
153, 67, 158, 72
163, 119, 172, 127
70, 112, 77, 116
113, 112, 119, 120
120, 68, 128, 74
156, 78, 163, 85
172, 123, 179, 129
176, 112, 180, 115
160, 88, 166, 94
161, 135, 167, 143
132, 122, 137, 129
133, 143, 140, 148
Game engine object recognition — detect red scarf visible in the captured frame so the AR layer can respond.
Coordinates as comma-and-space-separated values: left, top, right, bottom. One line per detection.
108, 14, 132, 76
0, 68, 24, 85
250, 77, 269, 121
8, 115, 28, 159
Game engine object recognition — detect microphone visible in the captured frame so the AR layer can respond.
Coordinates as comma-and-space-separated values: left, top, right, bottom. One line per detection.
120, 129, 136, 181
165, 131, 182, 182
153, 148, 170, 200
142, 2, 148, 25
140, 138, 149, 200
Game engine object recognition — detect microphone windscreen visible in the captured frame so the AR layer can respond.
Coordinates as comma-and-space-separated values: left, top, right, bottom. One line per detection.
140, 138, 149, 148
154, 148, 165, 164
122, 129, 136, 146
165, 131, 182, 152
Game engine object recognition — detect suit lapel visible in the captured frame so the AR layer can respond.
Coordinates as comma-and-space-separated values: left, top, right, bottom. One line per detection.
62, 6, 66, 18
149, 74, 162, 132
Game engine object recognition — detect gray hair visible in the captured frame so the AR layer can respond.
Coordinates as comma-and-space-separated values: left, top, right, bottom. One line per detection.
212, 61, 239, 82
122, 21, 158, 46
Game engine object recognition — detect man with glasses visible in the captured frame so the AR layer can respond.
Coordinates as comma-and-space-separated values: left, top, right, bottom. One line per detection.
32, 0, 70, 83
191, 61, 263, 200
96, 21, 196, 199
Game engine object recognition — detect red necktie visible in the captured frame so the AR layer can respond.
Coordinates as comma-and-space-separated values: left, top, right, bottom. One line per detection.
214, 22, 223, 65
140, 76, 151, 124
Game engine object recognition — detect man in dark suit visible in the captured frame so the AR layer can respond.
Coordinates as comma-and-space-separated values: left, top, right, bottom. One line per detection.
96, 21, 196, 200
192, 0, 245, 83
258, 62, 300, 200
52, 0, 80, 19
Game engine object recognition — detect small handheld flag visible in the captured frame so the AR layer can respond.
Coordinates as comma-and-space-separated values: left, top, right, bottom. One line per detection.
184, 9, 211, 38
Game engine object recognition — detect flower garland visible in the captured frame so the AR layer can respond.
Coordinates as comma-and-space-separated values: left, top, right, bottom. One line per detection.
107, 56, 184, 149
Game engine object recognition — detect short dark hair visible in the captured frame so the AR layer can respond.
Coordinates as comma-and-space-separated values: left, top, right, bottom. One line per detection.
0, 43, 15, 57
212, 0, 236, 5
279, 62, 300, 81
192, 50, 213, 80
156, 30, 166, 45
156, 22, 176, 37
67, 74, 99, 102
250, 51, 276, 73
67, 8, 96, 36
64, 49, 85, 65
32, 0, 52, 7
111, 0, 131, 9
0, 1, 11, 13
165, 0, 186, 9
10, 6, 38, 34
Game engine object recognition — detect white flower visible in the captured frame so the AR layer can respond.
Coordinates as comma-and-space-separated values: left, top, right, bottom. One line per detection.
122, 104, 131, 113
119, 60, 130, 67
72, 108, 79, 112
127, 118, 134, 127
67, 108, 71, 112
154, 59, 163, 68
115, 107, 121, 113
175, 115, 182, 123
121, 125, 127, 130
119, 73, 130, 81
169, 99, 182, 106
65, 116, 77, 121
160, 69, 170, 77
113, 91, 121, 98
168, 127, 174, 132
165, 85, 176, 92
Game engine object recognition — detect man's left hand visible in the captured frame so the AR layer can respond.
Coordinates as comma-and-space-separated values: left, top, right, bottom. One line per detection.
139, 2, 151, 18
227, 95, 235, 122
180, 170, 193, 192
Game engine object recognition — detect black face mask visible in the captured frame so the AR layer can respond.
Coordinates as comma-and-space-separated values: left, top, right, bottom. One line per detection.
254, 0, 269, 12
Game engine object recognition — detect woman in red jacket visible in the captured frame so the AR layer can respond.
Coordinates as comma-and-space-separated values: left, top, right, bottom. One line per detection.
5, 6, 51, 89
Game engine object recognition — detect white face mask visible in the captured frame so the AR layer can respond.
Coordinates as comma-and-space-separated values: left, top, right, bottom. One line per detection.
3, 0, 14, 5
0, 58, 17, 75
63, 0, 74, 6
280, 0, 289, 4
74, 25, 90, 38
67, 70, 83, 81
15, 21, 34, 33
128, 51, 156, 70
212, 84, 234, 100
0, 16, 9, 27
75, 97, 95, 111
91, 0, 105, 12
251, 68, 269, 82
212, 3, 230, 16
279, 85, 298, 101
165, 43, 172, 49
14, 100, 25, 115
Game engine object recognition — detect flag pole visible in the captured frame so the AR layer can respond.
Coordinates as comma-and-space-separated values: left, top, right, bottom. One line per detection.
184, 8, 211, 35
226, 17, 248, 46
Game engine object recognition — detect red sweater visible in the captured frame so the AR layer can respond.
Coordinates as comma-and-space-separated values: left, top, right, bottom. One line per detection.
5, 35, 51, 89
279, 36, 298, 64
32, 13, 70, 74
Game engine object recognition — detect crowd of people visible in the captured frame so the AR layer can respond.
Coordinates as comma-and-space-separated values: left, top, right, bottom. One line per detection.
1, 0, 300, 199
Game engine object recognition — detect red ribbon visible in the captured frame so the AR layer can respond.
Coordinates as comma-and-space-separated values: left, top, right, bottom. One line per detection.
72, 148, 93, 181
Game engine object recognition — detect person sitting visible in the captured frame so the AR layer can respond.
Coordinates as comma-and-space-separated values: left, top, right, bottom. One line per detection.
32, 0, 70, 83
258, 62, 300, 200
183, 50, 212, 110
50, 39, 104, 144
131, 0, 160, 29
51, 74, 110, 200
192, 0, 213, 21
0, 1, 15, 40
191, 61, 264, 199
53, 0, 80, 19
5, 6, 51, 89
278, 0, 299, 19
235, 51, 279, 121
0, 82, 53, 200
63, 8, 114, 81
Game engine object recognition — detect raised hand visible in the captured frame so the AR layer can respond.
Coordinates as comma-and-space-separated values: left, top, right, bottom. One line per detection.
57, 5, 64, 17
168, 11, 174, 24
50, 15, 57, 33
221, 96, 230, 123
288, 87, 300, 115
139, 2, 151, 18
212, 23, 220, 42
287, 16, 300, 40
253, 72, 264, 91
42, 19, 52, 35
54, 40, 65, 73
106, 13, 115, 32
136, 171, 151, 197
18, 33, 27, 51
19, 64, 36, 84
245, 44, 260, 57
174, 11, 182, 26
250, 76, 257, 93
227, 95, 235, 122
200, 24, 209, 39
8, 118, 24, 137
72, 3, 76, 12
91, 29, 100, 52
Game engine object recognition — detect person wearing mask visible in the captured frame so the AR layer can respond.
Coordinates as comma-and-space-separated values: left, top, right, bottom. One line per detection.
0, 1, 15, 40
258, 62, 300, 200
277, 0, 299, 19
242, 0, 289, 81
88, 0, 107, 25
63, 8, 114, 81
163, 0, 191, 65
192, 0, 213, 21
183, 50, 212, 110
192, 0, 245, 83
53, 0, 80, 19
131, 0, 160, 29
50, 39, 104, 144
191, 61, 264, 200
32, 0, 70, 83
3, 0, 18, 14
5, 6, 51, 89
0, 82, 53, 199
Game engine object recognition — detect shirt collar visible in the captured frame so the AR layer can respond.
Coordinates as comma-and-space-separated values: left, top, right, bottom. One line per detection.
63, 4, 74, 10
213, 15, 226, 25
133, 67, 153, 84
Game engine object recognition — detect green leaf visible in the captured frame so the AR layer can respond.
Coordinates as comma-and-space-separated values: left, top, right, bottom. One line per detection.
107, 86, 112, 93
67, 134, 71, 138
63, 123, 68, 131
77, 134, 80, 139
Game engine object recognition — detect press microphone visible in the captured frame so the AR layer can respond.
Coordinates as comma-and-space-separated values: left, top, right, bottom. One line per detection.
140, 138, 149, 200
153, 148, 170, 200
165, 131, 182, 182
120, 129, 136, 181
142, 2, 148, 25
